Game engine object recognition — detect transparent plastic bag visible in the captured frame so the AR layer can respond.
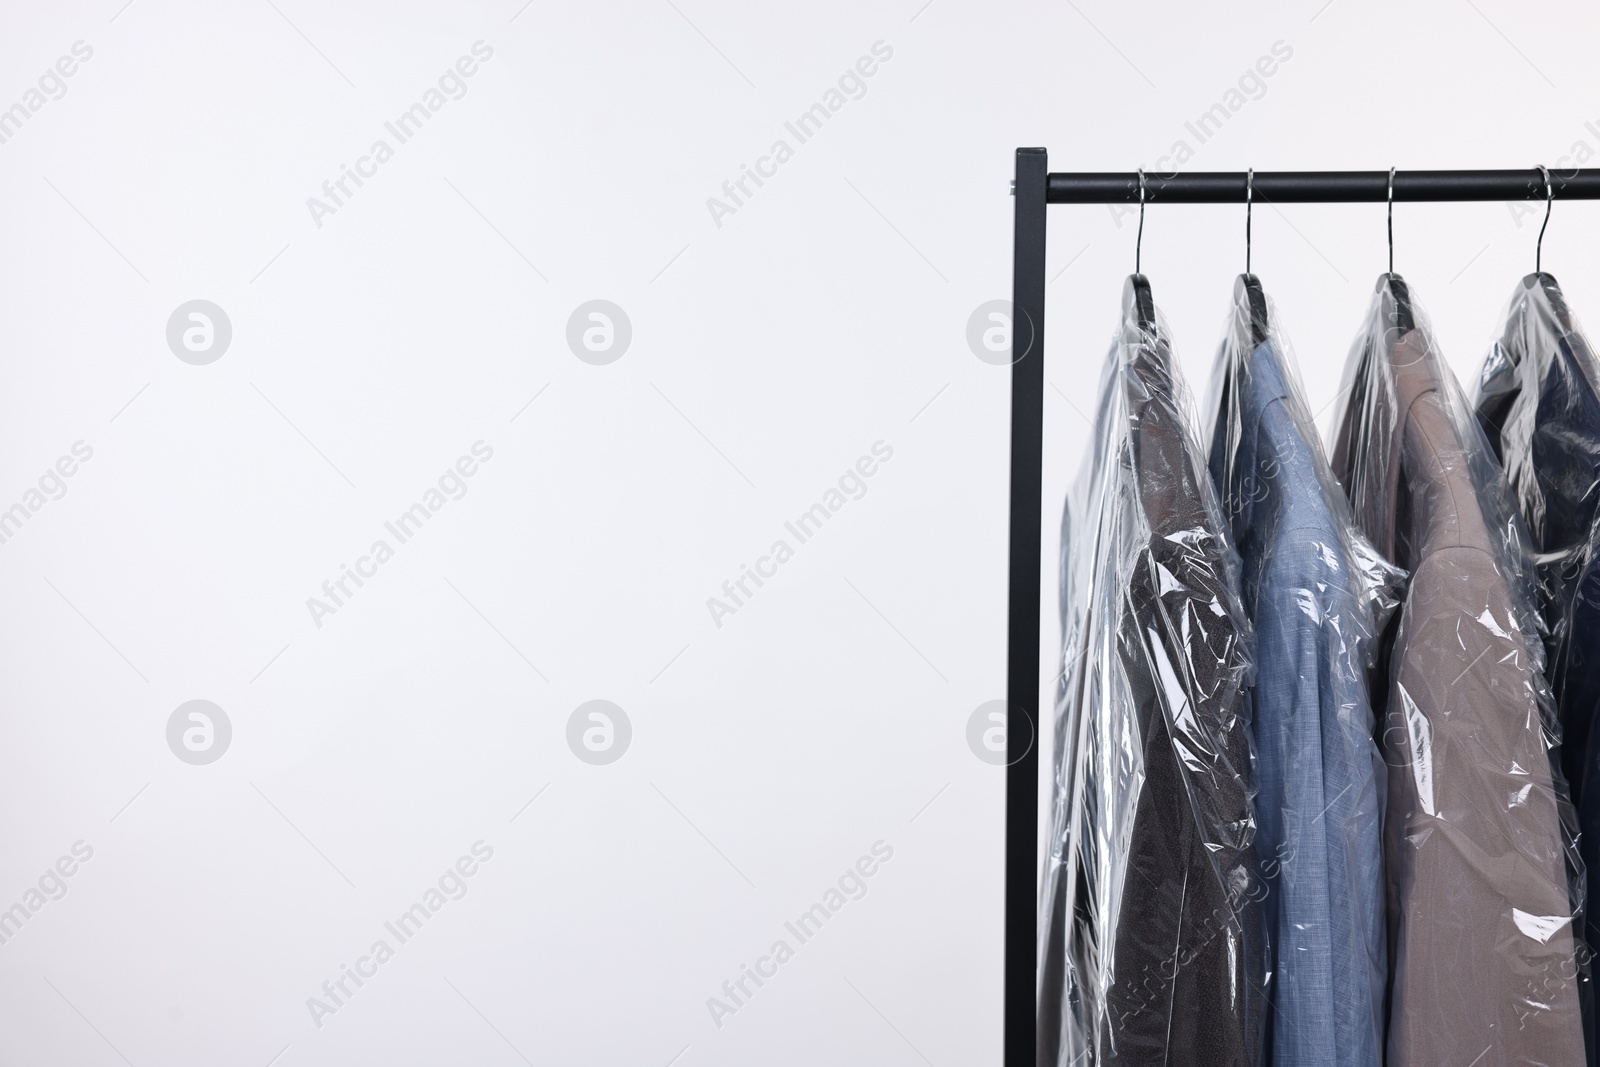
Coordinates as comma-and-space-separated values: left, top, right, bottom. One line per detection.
1330, 274, 1587, 1067
1039, 277, 1263, 1067
1205, 277, 1400, 1067
1474, 271, 1600, 1057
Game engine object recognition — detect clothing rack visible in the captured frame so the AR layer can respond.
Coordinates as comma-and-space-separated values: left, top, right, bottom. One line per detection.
1004, 148, 1600, 1067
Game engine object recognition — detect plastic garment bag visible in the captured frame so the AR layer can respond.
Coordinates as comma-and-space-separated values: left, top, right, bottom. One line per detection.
1205, 277, 1400, 1067
1475, 272, 1600, 1063
1330, 274, 1587, 1067
1039, 276, 1263, 1067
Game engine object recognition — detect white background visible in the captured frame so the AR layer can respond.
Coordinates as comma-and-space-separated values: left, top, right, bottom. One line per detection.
0, 1, 1596, 1064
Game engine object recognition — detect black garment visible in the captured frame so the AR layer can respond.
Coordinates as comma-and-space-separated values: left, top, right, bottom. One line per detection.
1040, 278, 1262, 1066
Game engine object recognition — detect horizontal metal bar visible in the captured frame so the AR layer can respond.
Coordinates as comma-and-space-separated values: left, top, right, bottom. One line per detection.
1045, 169, 1600, 204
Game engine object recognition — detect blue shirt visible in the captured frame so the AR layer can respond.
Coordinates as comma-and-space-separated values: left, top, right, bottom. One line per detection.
1209, 340, 1387, 1067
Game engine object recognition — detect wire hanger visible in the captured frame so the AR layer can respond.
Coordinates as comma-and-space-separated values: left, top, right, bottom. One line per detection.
1127, 167, 1156, 330
1537, 163, 1553, 274
1384, 166, 1416, 331
1238, 167, 1269, 344
1528, 163, 1576, 328
1387, 166, 1396, 275
1246, 166, 1253, 275
1136, 166, 1145, 274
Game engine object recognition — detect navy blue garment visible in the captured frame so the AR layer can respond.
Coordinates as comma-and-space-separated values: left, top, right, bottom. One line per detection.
1475, 273, 1600, 1061
1209, 337, 1387, 1067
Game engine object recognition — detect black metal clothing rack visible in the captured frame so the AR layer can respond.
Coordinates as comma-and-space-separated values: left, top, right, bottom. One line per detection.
1004, 148, 1600, 1067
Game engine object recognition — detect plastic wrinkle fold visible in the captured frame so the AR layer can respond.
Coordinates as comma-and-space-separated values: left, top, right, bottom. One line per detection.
1039, 277, 1262, 1067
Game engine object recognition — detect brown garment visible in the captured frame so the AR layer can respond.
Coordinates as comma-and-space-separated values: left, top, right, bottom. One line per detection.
1039, 280, 1263, 1067
1099, 307, 1263, 1067
1331, 277, 1585, 1067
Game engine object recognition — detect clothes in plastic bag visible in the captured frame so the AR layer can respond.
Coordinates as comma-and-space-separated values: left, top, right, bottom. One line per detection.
1475, 275, 1600, 1004
1329, 273, 1587, 1067
1205, 276, 1400, 1067
1039, 276, 1264, 1067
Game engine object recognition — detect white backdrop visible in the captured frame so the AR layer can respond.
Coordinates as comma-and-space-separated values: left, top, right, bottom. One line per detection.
0, 1, 1596, 1064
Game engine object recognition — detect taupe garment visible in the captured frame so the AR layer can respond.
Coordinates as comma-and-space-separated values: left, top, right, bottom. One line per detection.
1331, 277, 1585, 1067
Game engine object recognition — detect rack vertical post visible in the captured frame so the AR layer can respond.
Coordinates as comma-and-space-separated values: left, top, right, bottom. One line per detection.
1006, 145, 1048, 1067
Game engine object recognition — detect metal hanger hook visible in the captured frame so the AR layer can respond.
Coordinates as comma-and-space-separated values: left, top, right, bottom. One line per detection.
1537, 164, 1553, 273
1245, 167, 1253, 275
1136, 168, 1146, 274
1387, 167, 1396, 274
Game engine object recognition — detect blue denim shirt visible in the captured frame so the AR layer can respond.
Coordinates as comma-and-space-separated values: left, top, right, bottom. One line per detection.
1210, 340, 1387, 1067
